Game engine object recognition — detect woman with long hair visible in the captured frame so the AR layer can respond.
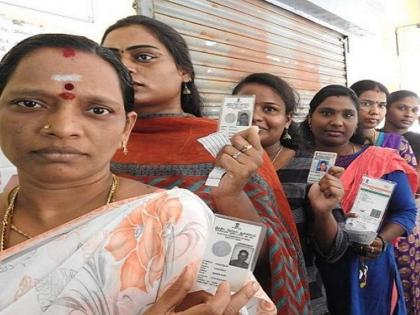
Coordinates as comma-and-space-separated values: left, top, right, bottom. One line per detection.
101, 15, 309, 313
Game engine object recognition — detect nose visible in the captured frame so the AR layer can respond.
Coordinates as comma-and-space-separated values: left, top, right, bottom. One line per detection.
369, 104, 380, 115
120, 55, 137, 74
330, 114, 344, 127
252, 107, 263, 124
41, 105, 83, 139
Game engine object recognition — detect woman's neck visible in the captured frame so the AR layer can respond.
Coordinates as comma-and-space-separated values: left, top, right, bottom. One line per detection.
13, 171, 114, 231
135, 100, 183, 115
383, 122, 407, 135
264, 142, 295, 170
315, 141, 356, 156
265, 142, 283, 161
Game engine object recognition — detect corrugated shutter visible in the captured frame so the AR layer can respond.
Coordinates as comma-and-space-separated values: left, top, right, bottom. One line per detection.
151, 0, 347, 120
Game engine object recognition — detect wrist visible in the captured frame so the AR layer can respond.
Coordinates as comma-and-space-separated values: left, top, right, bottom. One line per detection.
376, 234, 388, 252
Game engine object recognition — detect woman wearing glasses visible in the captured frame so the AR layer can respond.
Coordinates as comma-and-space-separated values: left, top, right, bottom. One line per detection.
351, 80, 419, 314
350, 80, 416, 166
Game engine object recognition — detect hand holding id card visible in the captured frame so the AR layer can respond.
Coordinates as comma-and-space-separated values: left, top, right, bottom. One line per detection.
218, 96, 255, 138
344, 176, 396, 245
196, 214, 266, 292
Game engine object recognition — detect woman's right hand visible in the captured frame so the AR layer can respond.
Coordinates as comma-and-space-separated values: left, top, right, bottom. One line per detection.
144, 266, 259, 315
308, 166, 345, 214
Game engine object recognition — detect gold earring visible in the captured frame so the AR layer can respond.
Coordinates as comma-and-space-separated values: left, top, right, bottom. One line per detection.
121, 141, 128, 155
43, 124, 51, 129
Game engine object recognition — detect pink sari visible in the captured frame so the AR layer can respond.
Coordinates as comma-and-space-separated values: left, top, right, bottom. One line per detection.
0, 188, 276, 314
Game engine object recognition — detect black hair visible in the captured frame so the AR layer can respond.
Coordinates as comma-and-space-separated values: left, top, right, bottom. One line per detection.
232, 73, 298, 115
232, 72, 301, 150
0, 33, 134, 113
387, 90, 419, 108
300, 84, 364, 147
350, 79, 389, 98
102, 15, 202, 117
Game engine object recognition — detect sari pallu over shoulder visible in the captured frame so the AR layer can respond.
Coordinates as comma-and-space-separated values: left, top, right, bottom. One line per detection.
112, 115, 310, 314
340, 146, 417, 214
0, 188, 277, 315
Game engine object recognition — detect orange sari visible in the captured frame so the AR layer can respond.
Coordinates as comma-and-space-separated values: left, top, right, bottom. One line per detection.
112, 114, 310, 314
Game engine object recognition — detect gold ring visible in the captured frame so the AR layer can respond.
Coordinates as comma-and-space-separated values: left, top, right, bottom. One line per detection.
240, 144, 253, 153
231, 151, 242, 160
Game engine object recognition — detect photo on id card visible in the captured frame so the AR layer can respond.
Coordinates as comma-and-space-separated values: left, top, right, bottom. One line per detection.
196, 214, 266, 292
218, 96, 255, 138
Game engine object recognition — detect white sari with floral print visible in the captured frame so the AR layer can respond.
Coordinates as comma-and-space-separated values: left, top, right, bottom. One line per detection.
0, 188, 276, 315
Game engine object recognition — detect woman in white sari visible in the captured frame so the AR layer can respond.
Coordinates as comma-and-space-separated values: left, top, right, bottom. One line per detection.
0, 34, 275, 315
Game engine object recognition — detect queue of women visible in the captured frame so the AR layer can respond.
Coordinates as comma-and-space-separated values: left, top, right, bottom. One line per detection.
0, 14, 419, 315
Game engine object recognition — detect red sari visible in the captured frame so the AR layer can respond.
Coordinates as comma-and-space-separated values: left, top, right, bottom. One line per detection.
113, 114, 310, 314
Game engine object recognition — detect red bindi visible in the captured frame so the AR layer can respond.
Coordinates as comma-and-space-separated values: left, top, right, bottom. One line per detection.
64, 83, 74, 90
58, 92, 76, 100
62, 48, 76, 58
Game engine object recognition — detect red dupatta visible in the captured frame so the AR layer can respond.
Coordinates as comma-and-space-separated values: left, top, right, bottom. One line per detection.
340, 146, 417, 214
113, 114, 310, 314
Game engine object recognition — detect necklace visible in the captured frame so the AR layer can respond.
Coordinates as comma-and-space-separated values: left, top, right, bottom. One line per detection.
0, 174, 119, 251
271, 145, 284, 164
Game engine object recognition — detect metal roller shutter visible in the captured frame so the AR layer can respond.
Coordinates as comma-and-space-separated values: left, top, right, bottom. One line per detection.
149, 0, 347, 120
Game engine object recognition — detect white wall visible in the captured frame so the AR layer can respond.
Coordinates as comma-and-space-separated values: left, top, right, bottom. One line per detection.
0, 0, 135, 51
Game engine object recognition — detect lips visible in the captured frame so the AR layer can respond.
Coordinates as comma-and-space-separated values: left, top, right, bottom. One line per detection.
32, 146, 85, 162
325, 130, 344, 137
400, 120, 414, 126
365, 118, 379, 125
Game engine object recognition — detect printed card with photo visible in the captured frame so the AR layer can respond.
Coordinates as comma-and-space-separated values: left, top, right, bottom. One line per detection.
196, 214, 266, 292
307, 151, 337, 183
218, 96, 255, 138
344, 176, 396, 244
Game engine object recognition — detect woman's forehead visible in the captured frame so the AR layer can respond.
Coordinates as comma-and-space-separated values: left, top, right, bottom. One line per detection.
7, 48, 118, 86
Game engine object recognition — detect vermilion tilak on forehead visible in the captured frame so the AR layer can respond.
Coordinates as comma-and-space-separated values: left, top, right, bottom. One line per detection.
59, 92, 76, 100
62, 48, 76, 58
64, 83, 74, 91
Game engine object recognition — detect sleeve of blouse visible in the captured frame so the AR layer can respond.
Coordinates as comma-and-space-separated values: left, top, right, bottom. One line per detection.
399, 136, 418, 167
304, 188, 350, 263
382, 171, 417, 235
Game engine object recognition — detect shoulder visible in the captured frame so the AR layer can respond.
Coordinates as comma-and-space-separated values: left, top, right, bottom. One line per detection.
116, 177, 158, 200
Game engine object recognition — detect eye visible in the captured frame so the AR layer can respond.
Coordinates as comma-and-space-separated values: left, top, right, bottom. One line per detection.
262, 106, 277, 113
14, 99, 42, 109
343, 111, 356, 118
319, 110, 333, 116
378, 102, 387, 109
87, 106, 112, 116
134, 53, 155, 62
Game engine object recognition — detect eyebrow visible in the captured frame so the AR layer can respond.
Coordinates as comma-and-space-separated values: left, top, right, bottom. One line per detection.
5, 88, 122, 106
107, 45, 160, 52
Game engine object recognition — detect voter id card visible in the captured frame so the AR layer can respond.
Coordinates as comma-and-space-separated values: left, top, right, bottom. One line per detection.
344, 176, 396, 244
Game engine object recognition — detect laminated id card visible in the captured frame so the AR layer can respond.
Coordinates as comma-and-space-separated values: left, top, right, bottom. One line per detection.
344, 176, 396, 244
196, 214, 266, 292
218, 96, 255, 138
307, 151, 337, 183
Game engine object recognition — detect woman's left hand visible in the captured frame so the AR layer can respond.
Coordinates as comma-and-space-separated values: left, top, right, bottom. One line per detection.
211, 126, 263, 198
357, 236, 385, 259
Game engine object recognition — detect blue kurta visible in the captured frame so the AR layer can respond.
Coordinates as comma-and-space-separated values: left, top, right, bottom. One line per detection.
313, 168, 416, 315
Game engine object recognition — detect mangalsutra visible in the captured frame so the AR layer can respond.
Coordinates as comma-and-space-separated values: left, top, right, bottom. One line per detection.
0, 174, 119, 251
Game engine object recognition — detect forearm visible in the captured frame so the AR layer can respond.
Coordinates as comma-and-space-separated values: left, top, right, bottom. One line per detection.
213, 190, 262, 223
313, 211, 339, 254
378, 222, 406, 242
